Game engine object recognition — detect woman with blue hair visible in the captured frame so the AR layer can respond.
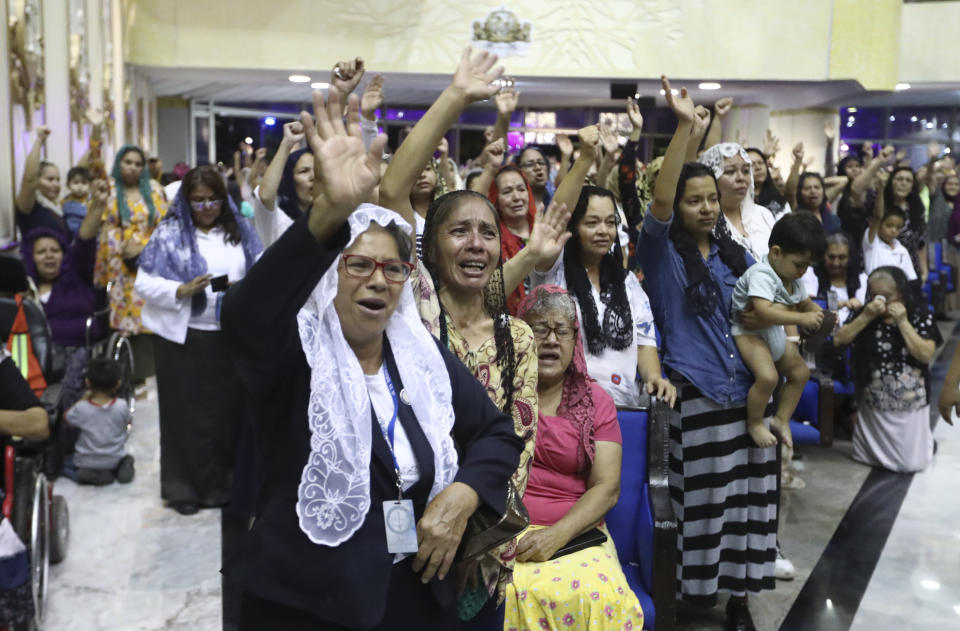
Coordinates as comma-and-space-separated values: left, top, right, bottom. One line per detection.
135, 165, 262, 515
95, 145, 168, 381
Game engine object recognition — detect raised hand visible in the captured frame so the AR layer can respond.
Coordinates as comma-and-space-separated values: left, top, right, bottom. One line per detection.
437, 137, 449, 157
895, 148, 907, 164
600, 126, 619, 155
862, 142, 874, 160
824, 120, 836, 141
331, 57, 366, 96
254, 147, 267, 162
713, 97, 733, 118
495, 85, 519, 115
360, 74, 385, 121
35, 125, 51, 144
526, 200, 571, 268
878, 144, 895, 163
451, 47, 504, 102
928, 140, 943, 160
792, 142, 804, 164
626, 97, 644, 132
480, 138, 505, 169
302, 89, 388, 213
282, 121, 306, 147
662, 76, 694, 123
691, 105, 711, 139
90, 179, 110, 206
556, 133, 573, 157
763, 129, 780, 158
577, 124, 601, 160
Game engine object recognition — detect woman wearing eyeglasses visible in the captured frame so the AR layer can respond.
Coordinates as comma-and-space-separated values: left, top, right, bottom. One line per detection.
516, 147, 552, 214
135, 165, 263, 515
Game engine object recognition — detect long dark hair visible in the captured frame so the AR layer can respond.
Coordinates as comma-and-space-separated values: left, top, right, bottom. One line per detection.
422, 190, 517, 415
563, 186, 631, 355
746, 148, 785, 208
883, 166, 925, 229
852, 266, 938, 395
669, 163, 748, 316
180, 166, 243, 245
814, 232, 861, 297
796, 172, 829, 215
277, 148, 312, 220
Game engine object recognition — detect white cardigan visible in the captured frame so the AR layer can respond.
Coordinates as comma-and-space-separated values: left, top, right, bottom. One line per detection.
135, 227, 248, 344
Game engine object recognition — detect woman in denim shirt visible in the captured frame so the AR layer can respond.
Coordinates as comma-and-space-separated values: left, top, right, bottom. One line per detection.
636, 77, 778, 631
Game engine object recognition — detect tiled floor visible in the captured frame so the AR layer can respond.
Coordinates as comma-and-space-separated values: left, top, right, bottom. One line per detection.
42, 324, 960, 630
44, 381, 222, 630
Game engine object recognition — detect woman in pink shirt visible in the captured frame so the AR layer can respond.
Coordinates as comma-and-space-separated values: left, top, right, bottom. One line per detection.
505, 285, 643, 630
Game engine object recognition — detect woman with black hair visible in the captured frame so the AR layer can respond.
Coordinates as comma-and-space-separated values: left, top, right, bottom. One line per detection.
251, 120, 313, 247
884, 165, 928, 282
834, 266, 941, 472
515, 145, 552, 213
803, 232, 867, 325
746, 147, 789, 218
793, 172, 842, 234
528, 184, 675, 408
638, 76, 777, 631
135, 165, 263, 514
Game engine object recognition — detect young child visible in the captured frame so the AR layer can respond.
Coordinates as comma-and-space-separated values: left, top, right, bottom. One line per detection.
65, 358, 134, 486
730, 212, 826, 448
862, 190, 918, 281
61, 166, 91, 238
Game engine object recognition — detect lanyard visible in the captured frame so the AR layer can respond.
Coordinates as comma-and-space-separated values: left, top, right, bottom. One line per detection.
374, 367, 403, 500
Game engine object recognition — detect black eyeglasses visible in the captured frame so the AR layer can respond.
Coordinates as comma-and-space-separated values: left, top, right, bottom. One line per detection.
529, 322, 576, 340
341, 254, 414, 283
190, 199, 224, 212
519, 159, 547, 169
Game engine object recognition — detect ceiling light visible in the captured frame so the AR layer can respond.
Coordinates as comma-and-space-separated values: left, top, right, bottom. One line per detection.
310, 82, 329, 90
288, 74, 311, 83
911, 116, 918, 122
896, 83, 911, 91
953, 604, 960, 616
264, 116, 276, 126
847, 107, 858, 113
840, 143, 849, 151
921, 579, 940, 591
699, 82, 721, 90
825, 598, 834, 609
243, 136, 253, 144
659, 89, 679, 96
926, 122, 935, 129
889, 115, 896, 122
945, 148, 951, 154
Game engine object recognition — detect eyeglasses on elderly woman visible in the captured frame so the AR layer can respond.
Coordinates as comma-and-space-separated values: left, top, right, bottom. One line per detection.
341, 254, 414, 283
529, 322, 576, 341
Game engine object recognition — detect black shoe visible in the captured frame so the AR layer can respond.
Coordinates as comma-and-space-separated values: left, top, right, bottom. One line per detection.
76, 468, 115, 486
172, 502, 199, 516
115, 455, 135, 484
725, 599, 757, 631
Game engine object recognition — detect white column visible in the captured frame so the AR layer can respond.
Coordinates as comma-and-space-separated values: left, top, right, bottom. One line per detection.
111, 0, 123, 147
0, 0, 14, 244
85, 0, 102, 113
42, 0, 71, 169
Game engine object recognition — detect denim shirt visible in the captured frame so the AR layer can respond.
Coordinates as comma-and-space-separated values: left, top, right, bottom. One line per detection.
638, 212, 754, 404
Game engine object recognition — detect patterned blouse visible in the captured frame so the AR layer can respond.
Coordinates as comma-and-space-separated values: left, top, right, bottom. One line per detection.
413, 263, 539, 603
94, 192, 167, 333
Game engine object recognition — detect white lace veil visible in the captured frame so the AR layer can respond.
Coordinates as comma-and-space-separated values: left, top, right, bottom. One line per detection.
698, 142, 756, 203
295, 204, 459, 546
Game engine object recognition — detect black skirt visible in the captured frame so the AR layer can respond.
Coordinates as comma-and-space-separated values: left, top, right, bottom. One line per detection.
154, 328, 241, 506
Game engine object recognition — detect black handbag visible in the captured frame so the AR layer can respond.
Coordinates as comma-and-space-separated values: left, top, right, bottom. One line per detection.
457, 479, 529, 561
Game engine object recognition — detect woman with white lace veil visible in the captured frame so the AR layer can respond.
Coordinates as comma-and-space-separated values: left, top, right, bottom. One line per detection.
699, 143, 777, 261
221, 89, 522, 630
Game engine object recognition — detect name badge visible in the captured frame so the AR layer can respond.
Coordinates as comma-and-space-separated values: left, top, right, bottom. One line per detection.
383, 500, 419, 554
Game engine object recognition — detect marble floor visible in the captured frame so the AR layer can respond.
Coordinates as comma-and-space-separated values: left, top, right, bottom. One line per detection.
42, 323, 960, 630
44, 381, 223, 630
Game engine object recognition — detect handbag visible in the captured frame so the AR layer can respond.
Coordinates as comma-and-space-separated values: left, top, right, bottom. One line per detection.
456, 479, 529, 561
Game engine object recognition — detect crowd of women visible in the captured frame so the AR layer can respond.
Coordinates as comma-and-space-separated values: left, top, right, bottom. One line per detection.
7, 46, 958, 631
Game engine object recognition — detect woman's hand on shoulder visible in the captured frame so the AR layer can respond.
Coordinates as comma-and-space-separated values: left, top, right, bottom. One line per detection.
516, 526, 567, 563
413, 481, 479, 584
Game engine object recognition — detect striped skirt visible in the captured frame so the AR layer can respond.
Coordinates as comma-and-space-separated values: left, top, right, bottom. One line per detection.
669, 382, 778, 606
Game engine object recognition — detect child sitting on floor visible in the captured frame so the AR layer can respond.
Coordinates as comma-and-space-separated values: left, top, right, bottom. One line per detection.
65, 357, 134, 485
731, 212, 826, 448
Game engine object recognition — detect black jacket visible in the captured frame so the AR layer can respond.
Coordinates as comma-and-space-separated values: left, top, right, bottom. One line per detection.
221, 211, 522, 628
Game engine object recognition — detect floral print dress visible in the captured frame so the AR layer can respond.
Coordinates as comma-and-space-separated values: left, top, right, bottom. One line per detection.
94, 192, 167, 333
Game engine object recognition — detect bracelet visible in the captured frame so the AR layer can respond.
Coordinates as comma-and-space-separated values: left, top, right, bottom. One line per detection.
786, 336, 801, 343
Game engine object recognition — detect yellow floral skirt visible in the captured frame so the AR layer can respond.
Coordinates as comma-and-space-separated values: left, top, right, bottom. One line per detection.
504, 525, 644, 631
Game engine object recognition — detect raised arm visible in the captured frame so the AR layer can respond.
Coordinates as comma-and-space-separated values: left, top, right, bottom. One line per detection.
784, 142, 804, 208
551, 125, 599, 212
824, 175, 848, 204
704, 96, 732, 151
379, 47, 503, 227
685, 105, 711, 162
619, 99, 644, 228
490, 84, 518, 146
866, 172, 886, 243
501, 199, 571, 295
850, 145, 892, 206
824, 121, 836, 177
15, 125, 51, 214
76, 179, 109, 241
467, 138, 505, 195
554, 133, 573, 187
650, 76, 695, 223
594, 127, 620, 193
258, 121, 306, 211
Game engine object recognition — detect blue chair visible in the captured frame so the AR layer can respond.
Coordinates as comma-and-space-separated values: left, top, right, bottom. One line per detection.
607, 402, 677, 630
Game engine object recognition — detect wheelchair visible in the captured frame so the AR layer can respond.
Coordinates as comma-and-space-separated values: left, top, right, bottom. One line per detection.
0, 253, 71, 630
84, 284, 136, 419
